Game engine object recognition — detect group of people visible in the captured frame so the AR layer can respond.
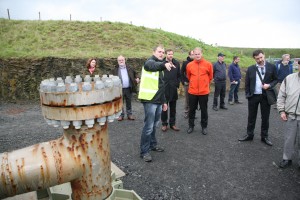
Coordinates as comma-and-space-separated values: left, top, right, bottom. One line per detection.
85, 47, 300, 169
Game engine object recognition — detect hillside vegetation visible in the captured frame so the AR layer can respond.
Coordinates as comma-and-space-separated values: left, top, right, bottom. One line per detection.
221, 47, 300, 59
1, 19, 299, 67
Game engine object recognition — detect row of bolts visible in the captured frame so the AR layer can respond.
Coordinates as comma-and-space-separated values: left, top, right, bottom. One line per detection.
40, 74, 122, 129
45, 111, 122, 129
40, 74, 122, 92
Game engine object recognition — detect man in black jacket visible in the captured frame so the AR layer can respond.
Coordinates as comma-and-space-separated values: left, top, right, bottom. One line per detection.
181, 50, 194, 118
111, 55, 139, 121
238, 49, 278, 146
161, 49, 181, 132
138, 45, 175, 162
213, 53, 228, 111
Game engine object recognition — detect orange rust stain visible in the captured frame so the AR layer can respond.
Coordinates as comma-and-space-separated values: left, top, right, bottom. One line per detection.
40, 165, 44, 185
1, 172, 7, 188
59, 142, 64, 147
82, 163, 86, 173
41, 147, 51, 184
12, 184, 17, 195
71, 135, 77, 142
32, 144, 40, 155
48, 99, 68, 107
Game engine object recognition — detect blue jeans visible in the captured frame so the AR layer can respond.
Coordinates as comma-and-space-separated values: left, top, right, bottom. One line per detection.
140, 102, 162, 156
228, 80, 240, 102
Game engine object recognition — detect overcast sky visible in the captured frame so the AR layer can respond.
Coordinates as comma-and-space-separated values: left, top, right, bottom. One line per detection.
1, 0, 299, 48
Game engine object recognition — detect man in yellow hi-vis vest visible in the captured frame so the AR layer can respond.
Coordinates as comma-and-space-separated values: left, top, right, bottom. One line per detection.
138, 45, 176, 162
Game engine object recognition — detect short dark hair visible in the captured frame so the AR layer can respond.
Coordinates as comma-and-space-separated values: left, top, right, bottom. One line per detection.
233, 56, 239, 61
188, 50, 193, 56
252, 49, 264, 58
298, 60, 300, 65
165, 49, 173, 54
153, 45, 164, 52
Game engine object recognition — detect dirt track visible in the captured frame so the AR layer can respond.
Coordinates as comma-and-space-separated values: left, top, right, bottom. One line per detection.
0, 93, 300, 200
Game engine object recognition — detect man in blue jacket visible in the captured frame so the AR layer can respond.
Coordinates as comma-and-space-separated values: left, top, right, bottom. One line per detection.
228, 56, 242, 105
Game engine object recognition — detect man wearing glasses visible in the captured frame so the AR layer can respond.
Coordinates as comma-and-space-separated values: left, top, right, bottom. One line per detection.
238, 50, 278, 146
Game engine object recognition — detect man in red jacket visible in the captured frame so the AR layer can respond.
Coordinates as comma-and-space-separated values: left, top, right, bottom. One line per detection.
186, 47, 213, 134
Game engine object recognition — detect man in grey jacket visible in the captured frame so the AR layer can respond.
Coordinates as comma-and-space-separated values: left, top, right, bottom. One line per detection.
277, 71, 300, 169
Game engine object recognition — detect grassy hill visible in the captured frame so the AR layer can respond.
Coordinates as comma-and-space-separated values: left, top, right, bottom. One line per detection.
1, 19, 299, 67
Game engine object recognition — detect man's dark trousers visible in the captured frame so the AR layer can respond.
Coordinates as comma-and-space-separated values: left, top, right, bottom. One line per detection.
188, 94, 208, 128
213, 81, 226, 107
121, 88, 132, 117
247, 94, 271, 138
161, 100, 177, 127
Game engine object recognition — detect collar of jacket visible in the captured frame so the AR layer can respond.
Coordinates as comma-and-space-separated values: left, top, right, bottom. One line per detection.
256, 61, 266, 68
187, 57, 193, 62
151, 55, 163, 62
232, 62, 239, 67
194, 59, 203, 63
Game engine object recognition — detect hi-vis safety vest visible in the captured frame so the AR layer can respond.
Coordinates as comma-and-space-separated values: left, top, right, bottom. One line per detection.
138, 67, 159, 100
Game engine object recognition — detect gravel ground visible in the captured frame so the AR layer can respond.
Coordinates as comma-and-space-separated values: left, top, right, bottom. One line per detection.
1, 93, 300, 200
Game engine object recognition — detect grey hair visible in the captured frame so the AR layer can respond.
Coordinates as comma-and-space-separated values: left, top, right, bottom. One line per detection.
282, 54, 290, 59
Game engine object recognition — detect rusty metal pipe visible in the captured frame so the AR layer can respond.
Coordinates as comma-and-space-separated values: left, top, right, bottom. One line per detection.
1, 76, 122, 199
0, 136, 83, 198
0, 123, 112, 199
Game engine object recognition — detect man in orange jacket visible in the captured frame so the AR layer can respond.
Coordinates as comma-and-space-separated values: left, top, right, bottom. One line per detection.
186, 47, 213, 134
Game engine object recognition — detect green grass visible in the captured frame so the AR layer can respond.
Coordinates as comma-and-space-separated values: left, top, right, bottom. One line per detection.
221, 47, 300, 59
1, 19, 299, 68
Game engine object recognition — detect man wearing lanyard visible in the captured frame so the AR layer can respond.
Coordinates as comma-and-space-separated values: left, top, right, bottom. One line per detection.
238, 49, 278, 146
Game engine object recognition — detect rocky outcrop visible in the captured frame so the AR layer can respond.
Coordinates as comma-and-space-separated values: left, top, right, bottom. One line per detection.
0, 57, 246, 101
0, 57, 145, 101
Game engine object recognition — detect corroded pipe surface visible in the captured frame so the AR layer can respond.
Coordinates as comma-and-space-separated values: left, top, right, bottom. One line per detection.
0, 123, 112, 199
1, 75, 121, 199
69, 124, 112, 199
0, 135, 83, 197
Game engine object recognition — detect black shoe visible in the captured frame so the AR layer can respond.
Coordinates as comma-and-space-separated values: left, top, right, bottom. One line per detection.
238, 135, 253, 141
279, 160, 292, 168
187, 127, 194, 134
140, 153, 152, 162
212, 106, 218, 111
170, 125, 180, 131
202, 127, 207, 135
261, 137, 273, 146
151, 146, 164, 152
220, 106, 228, 110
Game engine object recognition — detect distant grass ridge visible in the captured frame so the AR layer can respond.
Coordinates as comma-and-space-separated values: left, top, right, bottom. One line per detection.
221, 47, 300, 59
1, 19, 299, 67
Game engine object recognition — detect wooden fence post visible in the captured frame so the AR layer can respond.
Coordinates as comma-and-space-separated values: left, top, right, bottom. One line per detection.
7, 9, 10, 20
